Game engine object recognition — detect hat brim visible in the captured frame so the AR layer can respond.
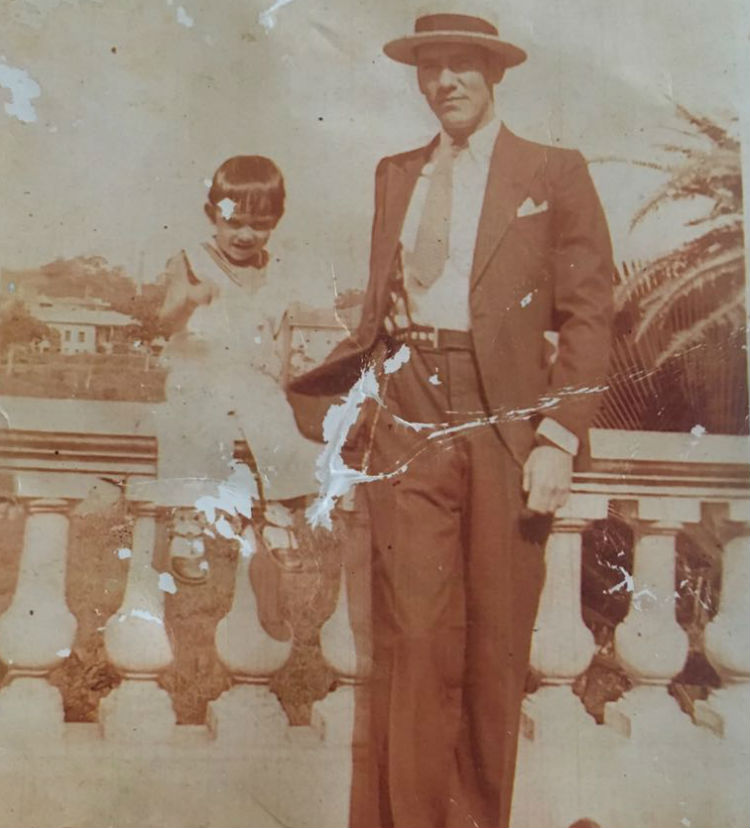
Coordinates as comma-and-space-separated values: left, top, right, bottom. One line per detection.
383, 31, 526, 68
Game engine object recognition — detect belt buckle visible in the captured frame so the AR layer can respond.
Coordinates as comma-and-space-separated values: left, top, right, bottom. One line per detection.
415, 325, 438, 348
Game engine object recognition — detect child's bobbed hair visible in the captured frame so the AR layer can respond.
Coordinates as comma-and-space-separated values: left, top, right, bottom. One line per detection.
207, 155, 285, 219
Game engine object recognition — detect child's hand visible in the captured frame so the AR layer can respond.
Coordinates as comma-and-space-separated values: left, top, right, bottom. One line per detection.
189, 279, 218, 307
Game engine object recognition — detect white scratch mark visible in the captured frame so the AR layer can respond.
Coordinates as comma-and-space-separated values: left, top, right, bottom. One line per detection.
194, 461, 257, 524
116, 547, 132, 560
520, 291, 534, 308
681, 819, 691, 827
690, 424, 707, 437
238, 532, 254, 558
215, 515, 236, 539
217, 196, 235, 219
56, 648, 71, 658
193, 462, 259, 561
176, 5, 194, 27
259, 0, 296, 32
428, 371, 441, 386
607, 565, 635, 595
127, 609, 164, 625
307, 364, 405, 530
158, 572, 178, 594
0, 60, 41, 123
383, 344, 411, 375
393, 415, 435, 432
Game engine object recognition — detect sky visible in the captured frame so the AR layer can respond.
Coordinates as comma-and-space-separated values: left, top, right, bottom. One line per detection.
1, 0, 748, 302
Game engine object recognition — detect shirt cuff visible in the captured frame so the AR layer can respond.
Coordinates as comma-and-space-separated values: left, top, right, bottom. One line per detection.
536, 417, 580, 456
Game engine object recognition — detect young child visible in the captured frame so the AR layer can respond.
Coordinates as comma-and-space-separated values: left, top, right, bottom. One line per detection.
156, 155, 321, 582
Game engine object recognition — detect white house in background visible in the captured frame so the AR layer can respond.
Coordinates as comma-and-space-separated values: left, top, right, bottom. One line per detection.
28, 298, 134, 355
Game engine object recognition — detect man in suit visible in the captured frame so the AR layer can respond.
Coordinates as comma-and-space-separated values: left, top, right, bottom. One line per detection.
289, 5, 614, 827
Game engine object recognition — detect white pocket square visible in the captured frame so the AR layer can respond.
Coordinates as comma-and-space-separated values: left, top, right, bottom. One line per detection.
516, 197, 549, 218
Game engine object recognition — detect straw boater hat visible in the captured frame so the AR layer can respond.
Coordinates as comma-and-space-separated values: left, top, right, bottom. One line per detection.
383, 2, 526, 69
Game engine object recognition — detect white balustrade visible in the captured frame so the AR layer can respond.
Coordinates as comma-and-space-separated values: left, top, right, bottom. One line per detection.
1, 414, 749, 828
214, 529, 292, 677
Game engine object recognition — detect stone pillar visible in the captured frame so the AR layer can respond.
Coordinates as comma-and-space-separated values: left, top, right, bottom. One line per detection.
614, 519, 690, 683
530, 516, 597, 682
101, 502, 175, 739
704, 523, 750, 681
0, 498, 76, 740
604, 500, 698, 828
320, 563, 360, 678
320, 495, 372, 680
215, 529, 292, 677
0, 498, 77, 674
516, 496, 607, 828
700, 510, 750, 827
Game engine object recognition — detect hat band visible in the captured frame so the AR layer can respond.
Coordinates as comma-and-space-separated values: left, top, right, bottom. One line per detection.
414, 13, 499, 36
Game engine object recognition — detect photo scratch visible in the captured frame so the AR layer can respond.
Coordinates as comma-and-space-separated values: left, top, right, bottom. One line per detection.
0, 60, 41, 123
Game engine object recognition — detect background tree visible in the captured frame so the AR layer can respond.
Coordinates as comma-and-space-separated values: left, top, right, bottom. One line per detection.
0, 300, 59, 374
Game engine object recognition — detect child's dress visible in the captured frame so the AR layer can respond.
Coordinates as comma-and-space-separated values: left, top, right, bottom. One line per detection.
156, 241, 320, 506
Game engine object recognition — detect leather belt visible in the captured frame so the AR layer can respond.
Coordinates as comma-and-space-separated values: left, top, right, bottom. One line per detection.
390, 325, 474, 351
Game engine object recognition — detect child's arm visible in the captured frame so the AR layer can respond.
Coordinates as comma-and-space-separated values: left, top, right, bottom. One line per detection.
158, 252, 215, 335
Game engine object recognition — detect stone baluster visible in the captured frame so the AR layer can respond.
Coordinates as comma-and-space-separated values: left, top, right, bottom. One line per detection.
320, 494, 372, 679
515, 495, 610, 828
0, 497, 77, 740
704, 503, 750, 682
320, 563, 359, 678
699, 503, 750, 825
613, 498, 694, 686
215, 528, 292, 677
602, 498, 697, 823
100, 501, 175, 739
529, 494, 608, 682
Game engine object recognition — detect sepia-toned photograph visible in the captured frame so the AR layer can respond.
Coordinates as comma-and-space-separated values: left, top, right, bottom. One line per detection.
1, 1, 748, 826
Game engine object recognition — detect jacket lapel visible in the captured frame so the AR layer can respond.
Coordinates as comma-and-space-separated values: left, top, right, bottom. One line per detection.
373, 139, 437, 291
470, 125, 547, 287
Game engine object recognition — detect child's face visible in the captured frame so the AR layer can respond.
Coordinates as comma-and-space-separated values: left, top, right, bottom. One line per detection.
208, 204, 279, 265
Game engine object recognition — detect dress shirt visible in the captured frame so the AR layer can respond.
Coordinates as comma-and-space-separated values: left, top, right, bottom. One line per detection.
399, 114, 579, 456
401, 115, 502, 331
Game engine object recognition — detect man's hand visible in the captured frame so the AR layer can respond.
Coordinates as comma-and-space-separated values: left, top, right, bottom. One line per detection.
522, 445, 573, 514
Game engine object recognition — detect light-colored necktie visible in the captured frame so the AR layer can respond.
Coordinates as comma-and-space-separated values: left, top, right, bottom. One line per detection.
410, 139, 465, 289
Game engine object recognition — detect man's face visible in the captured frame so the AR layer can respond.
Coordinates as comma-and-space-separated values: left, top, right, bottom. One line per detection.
416, 43, 497, 137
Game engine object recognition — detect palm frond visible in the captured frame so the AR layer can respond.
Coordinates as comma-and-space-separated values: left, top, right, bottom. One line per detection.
617, 220, 745, 306
674, 104, 739, 152
654, 285, 748, 366
635, 248, 745, 340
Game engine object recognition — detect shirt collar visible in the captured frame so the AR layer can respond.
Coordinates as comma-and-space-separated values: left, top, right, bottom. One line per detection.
436, 113, 503, 164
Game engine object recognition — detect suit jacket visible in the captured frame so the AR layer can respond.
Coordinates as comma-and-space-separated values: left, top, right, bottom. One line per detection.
287, 125, 614, 468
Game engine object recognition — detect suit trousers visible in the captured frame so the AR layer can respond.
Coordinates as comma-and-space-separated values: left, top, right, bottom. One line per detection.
353, 343, 548, 828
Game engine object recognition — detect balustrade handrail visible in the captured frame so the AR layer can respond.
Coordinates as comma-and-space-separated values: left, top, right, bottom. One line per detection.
2, 403, 748, 501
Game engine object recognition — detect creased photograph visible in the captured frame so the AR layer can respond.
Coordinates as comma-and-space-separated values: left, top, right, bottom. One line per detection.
1, 1, 748, 827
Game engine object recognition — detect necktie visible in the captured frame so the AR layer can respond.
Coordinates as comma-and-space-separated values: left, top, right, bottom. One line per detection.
410, 139, 464, 289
